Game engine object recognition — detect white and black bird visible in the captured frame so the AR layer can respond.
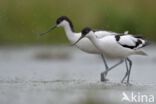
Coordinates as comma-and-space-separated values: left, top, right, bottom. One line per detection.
73, 27, 149, 84
40, 16, 119, 81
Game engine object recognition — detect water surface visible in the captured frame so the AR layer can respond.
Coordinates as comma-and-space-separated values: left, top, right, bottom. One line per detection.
0, 45, 156, 104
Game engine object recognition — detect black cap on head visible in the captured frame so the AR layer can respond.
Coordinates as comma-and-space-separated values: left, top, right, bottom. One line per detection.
56, 16, 69, 24
56, 16, 74, 31
81, 27, 92, 36
71, 27, 92, 46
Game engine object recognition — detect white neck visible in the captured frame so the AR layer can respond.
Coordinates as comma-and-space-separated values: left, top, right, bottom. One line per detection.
62, 23, 78, 43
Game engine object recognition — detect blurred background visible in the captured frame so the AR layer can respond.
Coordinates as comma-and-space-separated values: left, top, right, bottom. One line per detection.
0, 0, 156, 44
0, 0, 156, 104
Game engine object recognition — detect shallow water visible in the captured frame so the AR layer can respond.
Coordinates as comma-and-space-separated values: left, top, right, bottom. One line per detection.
0, 45, 156, 104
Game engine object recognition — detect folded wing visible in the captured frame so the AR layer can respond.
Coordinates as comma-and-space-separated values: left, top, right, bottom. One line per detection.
116, 35, 148, 50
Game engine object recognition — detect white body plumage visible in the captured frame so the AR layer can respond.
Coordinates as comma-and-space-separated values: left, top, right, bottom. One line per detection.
84, 30, 147, 58
59, 20, 117, 54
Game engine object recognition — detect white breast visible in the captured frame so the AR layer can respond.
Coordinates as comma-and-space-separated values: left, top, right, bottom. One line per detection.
75, 37, 100, 54
97, 36, 134, 58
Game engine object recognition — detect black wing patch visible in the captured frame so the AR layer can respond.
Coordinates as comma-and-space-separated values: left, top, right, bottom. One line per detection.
115, 35, 120, 41
120, 44, 135, 49
115, 35, 143, 49
121, 39, 143, 49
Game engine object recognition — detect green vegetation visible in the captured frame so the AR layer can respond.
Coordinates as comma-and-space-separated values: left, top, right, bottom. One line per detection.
0, 0, 156, 45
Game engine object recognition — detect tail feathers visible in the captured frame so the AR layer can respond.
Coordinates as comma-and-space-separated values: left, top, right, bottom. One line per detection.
143, 40, 151, 47
134, 50, 148, 56
136, 39, 151, 49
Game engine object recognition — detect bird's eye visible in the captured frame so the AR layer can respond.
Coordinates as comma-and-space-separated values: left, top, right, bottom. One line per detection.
56, 19, 62, 24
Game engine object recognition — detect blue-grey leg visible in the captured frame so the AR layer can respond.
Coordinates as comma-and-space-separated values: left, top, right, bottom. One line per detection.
121, 58, 132, 84
126, 58, 132, 83
121, 58, 129, 83
101, 54, 109, 70
100, 54, 109, 81
101, 59, 124, 82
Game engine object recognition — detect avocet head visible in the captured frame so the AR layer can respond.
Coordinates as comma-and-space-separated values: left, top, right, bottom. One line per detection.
72, 27, 93, 45
40, 16, 74, 36
81, 27, 93, 37
56, 16, 73, 28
